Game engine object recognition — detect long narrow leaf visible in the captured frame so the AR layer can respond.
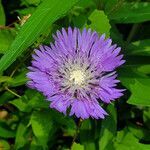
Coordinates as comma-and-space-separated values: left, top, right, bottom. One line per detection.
0, 0, 78, 72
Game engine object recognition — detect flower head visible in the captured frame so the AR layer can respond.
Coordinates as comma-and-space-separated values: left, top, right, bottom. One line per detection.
27, 27, 125, 119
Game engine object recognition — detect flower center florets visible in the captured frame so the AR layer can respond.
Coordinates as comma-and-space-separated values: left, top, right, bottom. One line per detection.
70, 69, 85, 85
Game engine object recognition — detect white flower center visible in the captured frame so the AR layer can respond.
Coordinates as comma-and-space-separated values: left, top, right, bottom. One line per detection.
56, 57, 99, 96
70, 70, 85, 85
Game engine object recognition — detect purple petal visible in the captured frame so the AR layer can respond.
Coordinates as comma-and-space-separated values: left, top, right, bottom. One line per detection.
70, 99, 107, 119
50, 95, 71, 114
27, 71, 58, 97
98, 73, 124, 103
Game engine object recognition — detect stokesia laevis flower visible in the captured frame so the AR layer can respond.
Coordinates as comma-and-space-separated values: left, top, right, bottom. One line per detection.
27, 27, 125, 119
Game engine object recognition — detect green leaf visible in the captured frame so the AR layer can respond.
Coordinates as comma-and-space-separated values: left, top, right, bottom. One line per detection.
76, 0, 96, 9
30, 110, 55, 149
72, 143, 84, 150
0, 29, 16, 53
127, 123, 150, 141
8, 70, 28, 87
109, 2, 150, 23
0, 0, 78, 73
114, 128, 150, 150
22, 0, 41, 6
0, 76, 12, 83
0, 125, 15, 138
99, 104, 117, 150
80, 119, 93, 143
127, 39, 150, 56
110, 24, 124, 46
102, 0, 118, 13
10, 89, 49, 112
0, 91, 15, 105
0, 140, 10, 150
137, 65, 150, 75
0, 0, 5, 25
61, 118, 76, 136
80, 119, 96, 150
17, 7, 36, 16
48, 110, 76, 136
10, 98, 30, 112
143, 108, 150, 130
27, 90, 49, 109
119, 68, 150, 106
87, 9, 111, 37
73, 15, 87, 28
29, 137, 43, 150
15, 122, 30, 150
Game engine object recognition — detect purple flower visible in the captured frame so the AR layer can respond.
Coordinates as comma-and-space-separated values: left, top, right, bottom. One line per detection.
27, 27, 125, 119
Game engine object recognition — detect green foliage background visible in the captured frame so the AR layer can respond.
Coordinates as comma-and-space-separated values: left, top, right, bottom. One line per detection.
0, 0, 150, 149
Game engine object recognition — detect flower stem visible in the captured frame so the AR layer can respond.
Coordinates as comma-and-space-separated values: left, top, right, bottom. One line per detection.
70, 118, 83, 149
5, 86, 21, 98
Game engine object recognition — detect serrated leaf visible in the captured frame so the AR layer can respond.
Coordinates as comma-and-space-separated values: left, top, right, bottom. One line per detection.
10, 98, 30, 112
27, 91, 49, 109
114, 128, 150, 150
119, 68, 150, 106
87, 9, 111, 37
127, 79, 150, 106
30, 110, 54, 149
24, 89, 49, 109
110, 2, 150, 23
0, 0, 78, 72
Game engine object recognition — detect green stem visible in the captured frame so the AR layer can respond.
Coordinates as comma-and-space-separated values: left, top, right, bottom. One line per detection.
5, 86, 21, 98
126, 24, 140, 45
70, 118, 83, 149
